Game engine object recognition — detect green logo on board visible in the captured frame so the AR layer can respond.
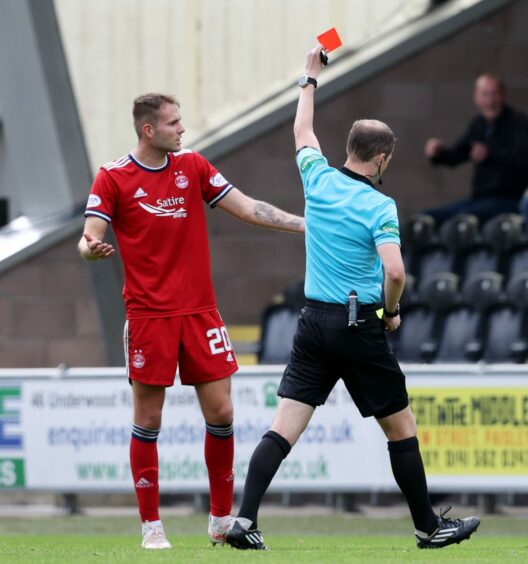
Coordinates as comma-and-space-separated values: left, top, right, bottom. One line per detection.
0, 458, 25, 487
263, 382, 279, 408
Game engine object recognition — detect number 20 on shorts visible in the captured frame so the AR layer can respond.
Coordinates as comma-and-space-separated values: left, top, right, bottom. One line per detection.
206, 327, 232, 354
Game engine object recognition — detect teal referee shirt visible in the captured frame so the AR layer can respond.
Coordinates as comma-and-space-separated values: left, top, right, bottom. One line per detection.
296, 146, 401, 305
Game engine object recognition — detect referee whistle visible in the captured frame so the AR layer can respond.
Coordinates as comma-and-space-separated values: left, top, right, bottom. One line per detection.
348, 290, 358, 327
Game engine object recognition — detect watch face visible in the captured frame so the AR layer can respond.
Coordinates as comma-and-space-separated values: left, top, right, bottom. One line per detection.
298, 75, 308, 87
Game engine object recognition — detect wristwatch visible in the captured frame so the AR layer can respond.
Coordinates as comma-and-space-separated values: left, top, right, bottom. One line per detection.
298, 75, 317, 89
383, 304, 400, 318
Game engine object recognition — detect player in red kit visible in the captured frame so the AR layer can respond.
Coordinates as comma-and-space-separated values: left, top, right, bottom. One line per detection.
78, 93, 304, 549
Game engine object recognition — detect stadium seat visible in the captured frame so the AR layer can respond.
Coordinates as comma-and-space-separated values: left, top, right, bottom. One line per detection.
258, 304, 299, 364
507, 244, 528, 281
432, 272, 503, 363
459, 245, 499, 282
481, 213, 525, 252
413, 244, 455, 282
419, 272, 460, 310
390, 304, 437, 362
461, 271, 504, 309
433, 304, 484, 363
438, 213, 479, 252
506, 272, 528, 305
482, 304, 527, 363
401, 213, 436, 252
394, 273, 458, 362
401, 214, 437, 278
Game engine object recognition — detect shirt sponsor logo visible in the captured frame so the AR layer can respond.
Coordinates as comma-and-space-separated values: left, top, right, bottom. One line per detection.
379, 221, 400, 236
175, 174, 189, 189
156, 196, 185, 208
210, 172, 227, 187
86, 194, 102, 208
300, 154, 325, 173
134, 187, 148, 198
139, 201, 188, 218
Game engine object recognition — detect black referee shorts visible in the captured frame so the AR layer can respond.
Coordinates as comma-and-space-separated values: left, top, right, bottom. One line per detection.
277, 299, 409, 419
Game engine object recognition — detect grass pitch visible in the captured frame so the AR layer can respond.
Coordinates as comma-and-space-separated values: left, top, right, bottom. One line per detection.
0, 513, 526, 563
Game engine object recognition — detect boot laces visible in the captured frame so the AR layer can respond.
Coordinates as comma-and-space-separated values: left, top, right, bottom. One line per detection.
438, 505, 463, 527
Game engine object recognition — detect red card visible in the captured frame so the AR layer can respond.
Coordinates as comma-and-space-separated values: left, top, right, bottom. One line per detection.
317, 28, 342, 52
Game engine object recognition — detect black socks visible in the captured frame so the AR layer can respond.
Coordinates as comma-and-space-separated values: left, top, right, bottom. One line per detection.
237, 430, 291, 527
388, 436, 438, 535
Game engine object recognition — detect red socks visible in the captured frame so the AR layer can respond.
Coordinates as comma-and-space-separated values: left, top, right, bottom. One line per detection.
131, 422, 234, 520
205, 422, 234, 517
130, 425, 160, 522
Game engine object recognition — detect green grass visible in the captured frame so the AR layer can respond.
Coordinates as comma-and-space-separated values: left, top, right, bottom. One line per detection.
0, 514, 527, 563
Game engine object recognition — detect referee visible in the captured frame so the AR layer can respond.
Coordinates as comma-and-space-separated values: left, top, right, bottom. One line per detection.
227, 44, 480, 551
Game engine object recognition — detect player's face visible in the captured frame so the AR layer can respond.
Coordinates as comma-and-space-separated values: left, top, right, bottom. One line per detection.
474, 78, 505, 121
151, 103, 186, 152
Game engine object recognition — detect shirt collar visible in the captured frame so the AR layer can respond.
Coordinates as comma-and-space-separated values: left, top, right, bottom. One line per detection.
339, 167, 376, 189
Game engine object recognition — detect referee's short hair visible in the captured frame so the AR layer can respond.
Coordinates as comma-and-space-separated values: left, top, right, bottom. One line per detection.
133, 93, 179, 137
346, 119, 396, 162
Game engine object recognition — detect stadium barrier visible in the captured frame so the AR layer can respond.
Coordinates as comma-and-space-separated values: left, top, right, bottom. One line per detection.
0, 365, 527, 493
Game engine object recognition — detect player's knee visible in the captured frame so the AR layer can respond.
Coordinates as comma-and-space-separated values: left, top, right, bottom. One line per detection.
135, 413, 162, 429
204, 402, 233, 425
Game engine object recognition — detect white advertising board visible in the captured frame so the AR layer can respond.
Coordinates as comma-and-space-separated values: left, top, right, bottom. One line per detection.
0, 366, 527, 493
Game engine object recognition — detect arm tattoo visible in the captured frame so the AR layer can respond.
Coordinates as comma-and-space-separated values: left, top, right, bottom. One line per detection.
254, 202, 303, 231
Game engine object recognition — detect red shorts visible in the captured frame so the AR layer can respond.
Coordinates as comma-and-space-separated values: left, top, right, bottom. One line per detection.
124, 310, 238, 387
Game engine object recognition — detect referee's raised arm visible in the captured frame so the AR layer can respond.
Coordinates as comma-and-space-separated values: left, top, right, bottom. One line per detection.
293, 44, 324, 152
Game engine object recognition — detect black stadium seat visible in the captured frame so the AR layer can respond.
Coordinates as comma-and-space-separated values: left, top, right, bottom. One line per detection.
413, 244, 455, 283
438, 213, 479, 253
507, 244, 528, 281
258, 304, 299, 364
459, 245, 499, 282
482, 213, 525, 252
430, 272, 501, 363
482, 304, 527, 363
393, 273, 459, 362
461, 271, 504, 309
391, 304, 437, 362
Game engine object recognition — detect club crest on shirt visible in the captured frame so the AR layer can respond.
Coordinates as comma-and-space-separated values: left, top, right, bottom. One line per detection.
132, 350, 145, 369
175, 173, 189, 189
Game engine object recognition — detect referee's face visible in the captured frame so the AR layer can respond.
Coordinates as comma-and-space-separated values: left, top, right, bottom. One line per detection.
150, 103, 186, 153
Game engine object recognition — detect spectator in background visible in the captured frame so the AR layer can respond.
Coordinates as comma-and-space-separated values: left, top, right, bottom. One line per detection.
424, 73, 528, 224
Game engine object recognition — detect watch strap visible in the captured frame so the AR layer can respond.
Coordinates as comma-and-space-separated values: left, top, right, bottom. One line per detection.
383, 304, 400, 318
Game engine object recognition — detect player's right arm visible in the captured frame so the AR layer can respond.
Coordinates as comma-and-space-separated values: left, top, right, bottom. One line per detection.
78, 216, 115, 260
294, 44, 324, 152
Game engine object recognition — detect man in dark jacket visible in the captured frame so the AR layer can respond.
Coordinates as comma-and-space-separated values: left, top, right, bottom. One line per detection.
424, 74, 528, 224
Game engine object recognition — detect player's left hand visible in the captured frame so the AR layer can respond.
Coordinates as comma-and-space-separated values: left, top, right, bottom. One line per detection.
383, 315, 401, 332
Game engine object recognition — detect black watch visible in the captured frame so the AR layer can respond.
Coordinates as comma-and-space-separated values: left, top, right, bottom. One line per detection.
298, 74, 317, 89
383, 304, 400, 318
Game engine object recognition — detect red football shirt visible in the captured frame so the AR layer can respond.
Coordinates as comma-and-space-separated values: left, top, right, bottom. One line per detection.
85, 150, 233, 319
